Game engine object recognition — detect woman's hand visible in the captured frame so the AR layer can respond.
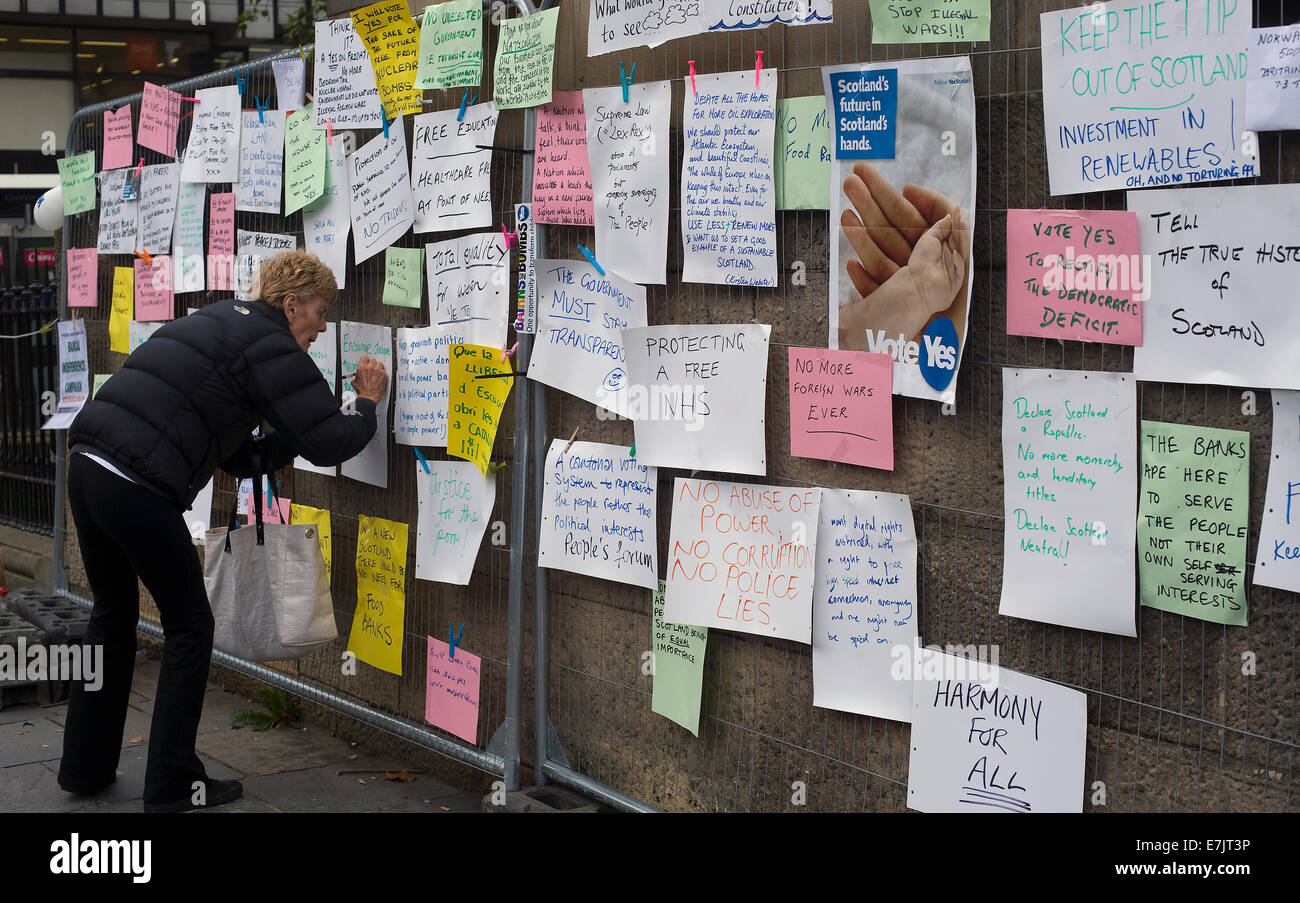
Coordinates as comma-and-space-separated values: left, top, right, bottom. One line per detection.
351, 354, 389, 406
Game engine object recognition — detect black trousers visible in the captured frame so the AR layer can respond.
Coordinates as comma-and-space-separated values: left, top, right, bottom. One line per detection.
59, 453, 214, 804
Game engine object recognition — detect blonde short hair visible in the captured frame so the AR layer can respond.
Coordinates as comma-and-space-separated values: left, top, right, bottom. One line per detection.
258, 251, 338, 309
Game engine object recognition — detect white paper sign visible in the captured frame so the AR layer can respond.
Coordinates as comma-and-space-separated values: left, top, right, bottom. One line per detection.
273, 57, 306, 111
313, 18, 383, 129
528, 259, 646, 416
304, 139, 351, 290
348, 123, 414, 264
1255, 390, 1300, 592
180, 85, 241, 183
665, 477, 819, 644
128, 319, 164, 352
999, 368, 1137, 636
407, 232, 511, 446
583, 81, 670, 284
587, 0, 833, 56
681, 69, 778, 288
339, 321, 393, 488
1039, 0, 1256, 195
235, 110, 285, 214
907, 653, 1086, 813
96, 169, 139, 254
812, 489, 917, 724
172, 182, 205, 294
1246, 26, 1300, 131
410, 104, 498, 234
623, 323, 771, 476
539, 439, 657, 590
295, 321, 337, 477
1129, 184, 1300, 391
395, 326, 445, 446
235, 230, 296, 302
138, 163, 179, 255
41, 320, 90, 430
415, 459, 495, 585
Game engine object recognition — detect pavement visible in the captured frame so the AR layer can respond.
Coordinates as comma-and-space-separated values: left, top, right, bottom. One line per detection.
0, 651, 486, 813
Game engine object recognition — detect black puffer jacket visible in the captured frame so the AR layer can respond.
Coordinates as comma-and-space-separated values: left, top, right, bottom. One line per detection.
69, 298, 378, 510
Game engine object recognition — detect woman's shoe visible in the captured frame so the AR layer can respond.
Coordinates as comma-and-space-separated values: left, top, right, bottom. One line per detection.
143, 778, 243, 813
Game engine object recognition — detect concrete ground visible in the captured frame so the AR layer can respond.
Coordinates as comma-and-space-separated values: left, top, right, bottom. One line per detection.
0, 652, 485, 813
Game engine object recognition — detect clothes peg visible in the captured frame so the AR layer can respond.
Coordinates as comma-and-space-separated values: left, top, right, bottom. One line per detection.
457, 89, 478, 122
499, 341, 518, 362
235, 70, 247, 97
687, 60, 697, 97
299, 45, 307, 64
755, 50, 764, 87
413, 447, 431, 474
620, 60, 637, 102
502, 223, 515, 250
134, 249, 153, 266
382, 110, 391, 139
180, 96, 200, 104
255, 95, 267, 123
448, 621, 466, 659
326, 119, 334, 145
577, 245, 604, 276
563, 426, 580, 453
629, 442, 636, 458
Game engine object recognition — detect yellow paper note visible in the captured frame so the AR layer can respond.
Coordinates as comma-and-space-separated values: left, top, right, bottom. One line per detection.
346, 514, 408, 675
289, 503, 333, 586
108, 266, 133, 354
351, 0, 423, 120
448, 343, 512, 477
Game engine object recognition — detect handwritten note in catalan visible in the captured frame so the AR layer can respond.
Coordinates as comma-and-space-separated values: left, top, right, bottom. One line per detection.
414, 0, 483, 90
682, 69, 778, 287
347, 514, 408, 675
411, 104, 498, 234
533, 91, 594, 226
448, 343, 512, 477
813, 489, 917, 723
313, 18, 383, 129
1006, 209, 1143, 346
1255, 390, 1300, 593
425, 636, 481, 743
1000, 368, 1137, 636
1040, 2, 1255, 194
1138, 420, 1249, 626
351, 0, 422, 119
869, 0, 990, 43
651, 581, 707, 736
539, 440, 657, 590
623, 324, 771, 476
415, 460, 495, 585
788, 347, 893, 470
583, 81, 670, 284
528, 259, 646, 416
492, 6, 559, 110
665, 478, 819, 644
1129, 184, 1300, 391
908, 653, 1086, 812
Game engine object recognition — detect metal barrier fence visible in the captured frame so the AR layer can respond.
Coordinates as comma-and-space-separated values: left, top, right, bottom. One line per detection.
0, 281, 59, 535
526, 1, 1300, 812
53, 0, 559, 796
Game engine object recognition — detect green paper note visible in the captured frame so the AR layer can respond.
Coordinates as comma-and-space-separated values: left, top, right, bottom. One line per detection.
91, 373, 111, 398
414, 0, 484, 90
284, 104, 327, 216
57, 152, 97, 216
775, 96, 832, 211
868, 0, 991, 43
382, 246, 424, 307
1138, 420, 1249, 626
651, 580, 707, 736
492, 6, 559, 110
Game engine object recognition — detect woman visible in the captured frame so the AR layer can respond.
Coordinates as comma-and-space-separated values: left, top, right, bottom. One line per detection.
60, 250, 389, 813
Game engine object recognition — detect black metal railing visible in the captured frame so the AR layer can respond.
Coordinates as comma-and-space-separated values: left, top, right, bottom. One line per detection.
0, 281, 59, 535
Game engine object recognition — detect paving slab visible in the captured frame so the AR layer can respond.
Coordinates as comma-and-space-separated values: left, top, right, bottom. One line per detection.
239, 757, 481, 813
195, 722, 355, 777
0, 713, 67, 767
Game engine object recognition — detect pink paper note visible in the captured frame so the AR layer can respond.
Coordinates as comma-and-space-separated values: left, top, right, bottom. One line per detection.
138, 82, 181, 158
532, 91, 594, 227
67, 248, 98, 308
788, 347, 894, 470
1006, 209, 1144, 346
134, 255, 173, 321
102, 106, 134, 171
243, 489, 291, 524
425, 636, 480, 744
207, 192, 235, 291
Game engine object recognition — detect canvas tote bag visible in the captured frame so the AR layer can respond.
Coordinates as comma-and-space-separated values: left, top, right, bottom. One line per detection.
203, 467, 336, 661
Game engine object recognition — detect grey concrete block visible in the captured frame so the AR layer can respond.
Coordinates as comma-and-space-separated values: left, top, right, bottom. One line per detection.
482, 784, 613, 813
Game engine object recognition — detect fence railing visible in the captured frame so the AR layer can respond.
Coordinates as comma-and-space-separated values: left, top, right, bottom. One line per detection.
0, 281, 59, 535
